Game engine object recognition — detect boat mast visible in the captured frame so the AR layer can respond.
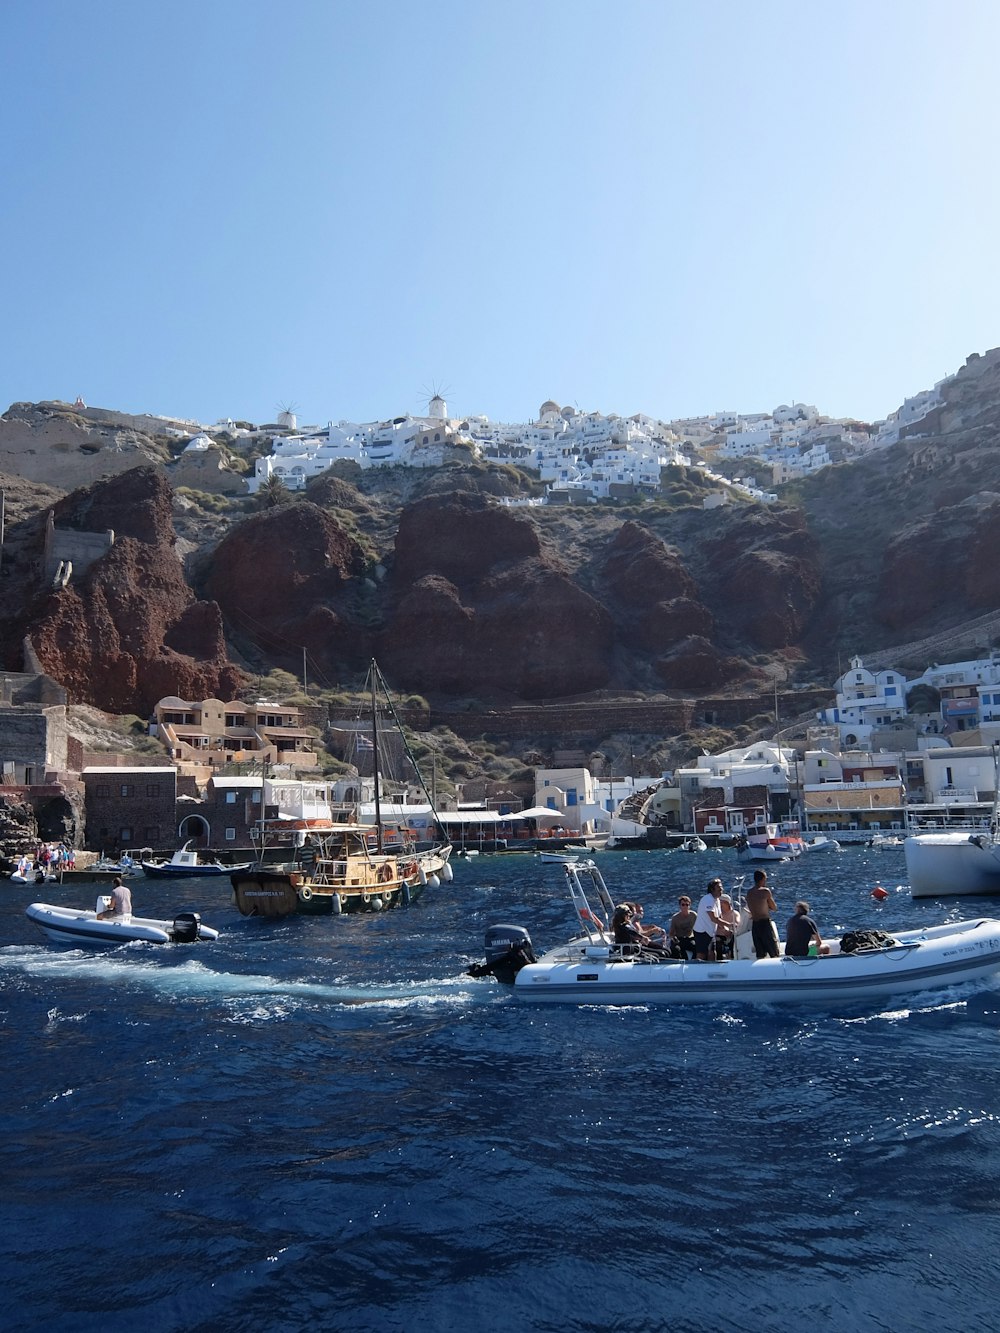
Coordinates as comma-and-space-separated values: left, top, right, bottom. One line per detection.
371, 659, 383, 852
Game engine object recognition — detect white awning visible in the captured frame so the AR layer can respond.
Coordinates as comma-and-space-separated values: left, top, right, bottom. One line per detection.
434, 810, 504, 824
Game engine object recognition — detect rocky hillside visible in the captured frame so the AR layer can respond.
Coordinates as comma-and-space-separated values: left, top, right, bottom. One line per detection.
3, 347, 1000, 714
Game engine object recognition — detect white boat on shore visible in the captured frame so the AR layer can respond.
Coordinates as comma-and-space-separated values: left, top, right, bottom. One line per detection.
469, 860, 1000, 1005
25, 902, 220, 946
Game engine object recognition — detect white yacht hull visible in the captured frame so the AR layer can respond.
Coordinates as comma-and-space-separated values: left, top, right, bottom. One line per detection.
905, 832, 1000, 898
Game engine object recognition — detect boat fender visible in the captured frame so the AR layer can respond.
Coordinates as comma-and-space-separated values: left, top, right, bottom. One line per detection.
871, 883, 889, 901
299, 886, 313, 902
428, 873, 440, 888
370, 896, 383, 911
331, 892, 343, 915
418, 866, 427, 886
440, 862, 454, 883
400, 881, 411, 906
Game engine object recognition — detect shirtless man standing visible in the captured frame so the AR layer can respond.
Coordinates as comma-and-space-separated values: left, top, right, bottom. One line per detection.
746, 868, 779, 959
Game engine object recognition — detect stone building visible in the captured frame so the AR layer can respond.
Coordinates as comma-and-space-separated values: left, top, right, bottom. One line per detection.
81, 765, 178, 853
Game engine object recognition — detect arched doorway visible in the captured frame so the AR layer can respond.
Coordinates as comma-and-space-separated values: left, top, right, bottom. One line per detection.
178, 814, 211, 845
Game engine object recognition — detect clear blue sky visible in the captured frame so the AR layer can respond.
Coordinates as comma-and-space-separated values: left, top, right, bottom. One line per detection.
2, 0, 997, 429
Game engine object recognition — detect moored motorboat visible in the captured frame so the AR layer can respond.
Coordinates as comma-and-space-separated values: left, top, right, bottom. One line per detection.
141, 841, 252, 878
25, 902, 219, 946
868, 833, 903, 849
735, 819, 805, 862
469, 860, 1000, 1005
680, 836, 708, 853
803, 835, 841, 853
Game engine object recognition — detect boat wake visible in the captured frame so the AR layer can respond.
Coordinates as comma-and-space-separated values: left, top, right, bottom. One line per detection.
0, 945, 483, 1012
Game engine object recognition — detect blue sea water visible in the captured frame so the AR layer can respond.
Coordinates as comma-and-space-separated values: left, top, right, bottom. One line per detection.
3, 847, 1000, 1333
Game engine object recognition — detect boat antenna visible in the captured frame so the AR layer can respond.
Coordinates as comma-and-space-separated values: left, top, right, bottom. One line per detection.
370, 657, 445, 834
370, 660, 382, 853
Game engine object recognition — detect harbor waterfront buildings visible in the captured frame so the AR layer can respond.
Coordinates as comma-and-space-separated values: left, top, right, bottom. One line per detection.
5, 646, 1000, 851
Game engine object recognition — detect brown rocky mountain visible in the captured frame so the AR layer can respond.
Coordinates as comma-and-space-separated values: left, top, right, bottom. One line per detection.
2, 468, 243, 713
3, 347, 1000, 714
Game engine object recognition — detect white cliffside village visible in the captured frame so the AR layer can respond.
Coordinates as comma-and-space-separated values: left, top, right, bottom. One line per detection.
232, 356, 968, 506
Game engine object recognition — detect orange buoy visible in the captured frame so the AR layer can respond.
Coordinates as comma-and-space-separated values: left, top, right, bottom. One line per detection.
871, 883, 889, 901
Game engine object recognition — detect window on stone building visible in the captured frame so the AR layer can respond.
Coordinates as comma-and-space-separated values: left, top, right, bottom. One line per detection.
120, 827, 133, 842
226, 792, 237, 803
146, 784, 160, 797
225, 827, 236, 840
96, 784, 110, 798
120, 784, 132, 798
144, 827, 159, 842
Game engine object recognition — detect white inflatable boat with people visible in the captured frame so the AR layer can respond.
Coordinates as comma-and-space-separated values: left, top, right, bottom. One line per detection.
468, 860, 1000, 1006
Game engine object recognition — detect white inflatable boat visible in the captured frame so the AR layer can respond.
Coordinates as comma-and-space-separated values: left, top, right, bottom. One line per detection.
471, 861, 1000, 1006
25, 902, 220, 946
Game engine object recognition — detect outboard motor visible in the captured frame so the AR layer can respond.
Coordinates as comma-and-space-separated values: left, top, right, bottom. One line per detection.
171, 911, 202, 943
467, 923, 536, 985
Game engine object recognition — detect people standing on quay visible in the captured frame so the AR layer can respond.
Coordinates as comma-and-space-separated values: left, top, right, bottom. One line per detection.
746, 869, 779, 959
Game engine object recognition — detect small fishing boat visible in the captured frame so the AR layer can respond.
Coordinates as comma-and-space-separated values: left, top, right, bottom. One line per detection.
803, 835, 841, 853
25, 902, 219, 946
141, 841, 253, 878
680, 836, 708, 853
9, 866, 58, 885
469, 860, 1000, 1006
735, 819, 805, 862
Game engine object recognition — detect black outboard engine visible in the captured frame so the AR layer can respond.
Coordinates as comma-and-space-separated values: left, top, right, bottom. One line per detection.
171, 911, 202, 943
467, 923, 536, 985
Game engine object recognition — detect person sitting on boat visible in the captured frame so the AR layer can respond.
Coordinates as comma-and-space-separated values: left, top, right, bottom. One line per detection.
669, 895, 698, 960
746, 869, 779, 959
627, 902, 668, 948
611, 904, 666, 954
785, 901, 830, 958
97, 876, 133, 921
714, 893, 740, 960
693, 879, 727, 961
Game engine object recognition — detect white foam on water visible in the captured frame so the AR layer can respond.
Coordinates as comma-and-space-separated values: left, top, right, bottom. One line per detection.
0, 945, 484, 1010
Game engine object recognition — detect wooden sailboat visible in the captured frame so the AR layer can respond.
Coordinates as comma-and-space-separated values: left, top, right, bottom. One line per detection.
231, 660, 453, 917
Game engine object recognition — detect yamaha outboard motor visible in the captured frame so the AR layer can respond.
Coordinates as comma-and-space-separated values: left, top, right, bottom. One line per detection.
171, 911, 202, 943
467, 923, 536, 985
